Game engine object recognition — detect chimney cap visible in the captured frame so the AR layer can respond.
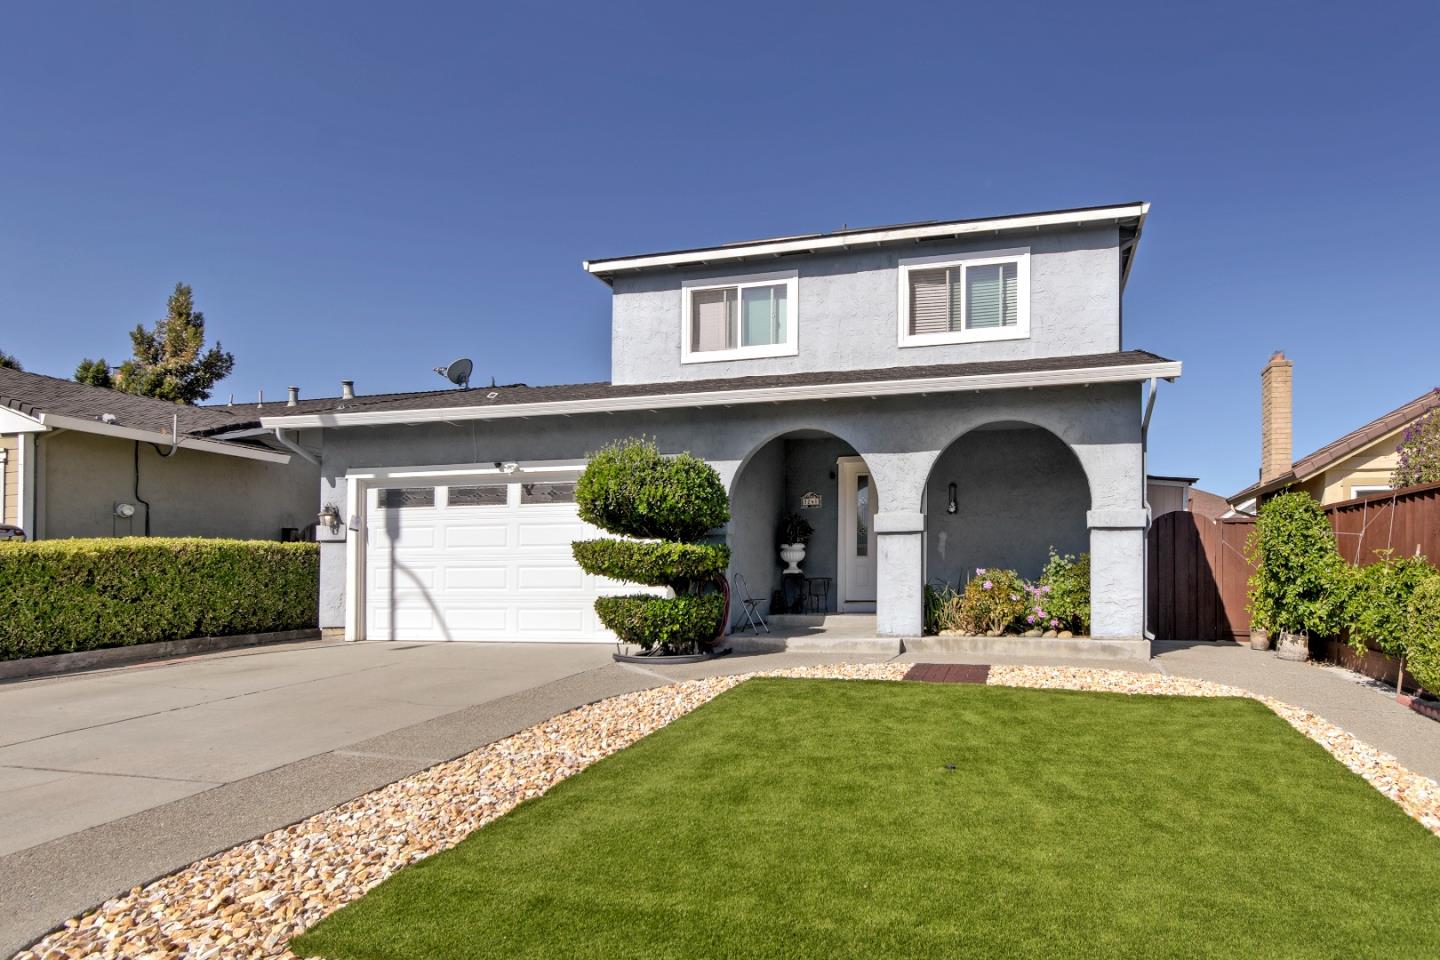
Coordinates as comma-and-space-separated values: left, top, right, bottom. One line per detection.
340, 379, 355, 400
287, 386, 300, 407
1266, 350, 1291, 365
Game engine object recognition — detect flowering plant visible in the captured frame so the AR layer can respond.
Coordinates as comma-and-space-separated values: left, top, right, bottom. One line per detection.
1391, 390, 1440, 489
1038, 549, 1090, 633
956, 567, 1028, 634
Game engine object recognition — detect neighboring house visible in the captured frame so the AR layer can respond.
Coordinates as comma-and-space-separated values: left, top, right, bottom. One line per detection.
1228, 352, 1440, 513
250, 202, 1181, 643
1146, 475, 1229, 520
0, 367, 318, 540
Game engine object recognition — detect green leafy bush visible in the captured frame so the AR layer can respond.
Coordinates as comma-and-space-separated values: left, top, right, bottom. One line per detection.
778, 513, 813, 546
957, 568, 1029, 635
575, 438, 729, 542
593, 595, 726, 649
1038, 550, 1090, 634
0, 538, 318, 661
1343, 551, 1435, 661
1405, 575, 1440, 695
573, 438, 729, 654
1246, 492, 1348, 637
570, 539, 730, 587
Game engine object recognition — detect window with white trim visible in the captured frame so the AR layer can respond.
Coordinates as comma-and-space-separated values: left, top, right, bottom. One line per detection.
681, 271, 798, 363
897, 248, 1029, 346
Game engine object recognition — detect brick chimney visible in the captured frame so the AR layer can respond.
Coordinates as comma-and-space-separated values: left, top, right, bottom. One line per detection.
1260, 351, 1293, 482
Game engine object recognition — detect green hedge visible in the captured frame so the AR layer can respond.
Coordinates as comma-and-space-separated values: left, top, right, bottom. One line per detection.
593, 594, 726, 652
575, 438, 730, 542
0, 538, 319, 661
571, 539, 730, 587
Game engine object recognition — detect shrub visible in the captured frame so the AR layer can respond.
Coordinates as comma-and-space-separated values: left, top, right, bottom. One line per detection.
1038, 550, 1090, 634
593, 594, 727, 649
1390, 389, 1440, 488
570, 539, 730, 586
923, 581, 966, 635
1246, 492, 1348, 637
575, 438, 729, 542
572, 438, 729, 654
957, 568, 1029, 635
1343, 551, 1435, 662
0, 538, 318, 661
1406, 575, 1440, 695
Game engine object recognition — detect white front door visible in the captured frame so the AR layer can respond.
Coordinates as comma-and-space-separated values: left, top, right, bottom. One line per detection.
362, 477, 628, 642
837, 457, 877, 611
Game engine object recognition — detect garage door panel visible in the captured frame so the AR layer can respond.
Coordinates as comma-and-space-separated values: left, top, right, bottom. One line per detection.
442, 565, 510, 591
368, 563, 439, 592
517, 521, 591, 549
517, 604, 589, 635
444, 524, 510, 549
516, 563, 586, 591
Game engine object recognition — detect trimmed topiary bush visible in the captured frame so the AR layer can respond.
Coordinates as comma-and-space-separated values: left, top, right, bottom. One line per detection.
0, 538, 318, 661
573, 438, 730, 654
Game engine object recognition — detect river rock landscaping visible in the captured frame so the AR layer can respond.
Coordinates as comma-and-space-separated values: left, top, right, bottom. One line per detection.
14, 664, 1440, 960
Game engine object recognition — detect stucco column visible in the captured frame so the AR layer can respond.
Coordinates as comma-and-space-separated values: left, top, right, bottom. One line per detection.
1087, 509, 1148, 640
875, 511, 924, 636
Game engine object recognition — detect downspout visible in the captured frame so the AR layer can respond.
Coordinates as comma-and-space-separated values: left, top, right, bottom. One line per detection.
272, 428, 319, 465
134, 441, 153, 536
1140, 377, 1159, 642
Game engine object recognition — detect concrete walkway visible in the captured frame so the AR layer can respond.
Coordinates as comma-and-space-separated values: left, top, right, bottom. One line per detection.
1, 637, 1436, 955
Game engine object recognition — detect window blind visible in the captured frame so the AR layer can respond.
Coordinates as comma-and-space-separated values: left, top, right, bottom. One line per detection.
691, 288, 735, 352
965, 262, 1018, 329
908, 267, 953, 335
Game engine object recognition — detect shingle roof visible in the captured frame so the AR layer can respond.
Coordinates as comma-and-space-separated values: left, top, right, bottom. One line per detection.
0, 366, 270, 442
1228, 387, 1440, 504
253, 349, 1176, 425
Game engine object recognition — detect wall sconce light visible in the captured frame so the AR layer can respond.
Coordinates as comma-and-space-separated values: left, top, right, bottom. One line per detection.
946, 482, 958, 514
317, 503, 342, 534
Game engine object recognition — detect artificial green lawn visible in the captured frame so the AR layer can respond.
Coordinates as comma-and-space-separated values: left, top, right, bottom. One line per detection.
293, 679, 1440, 959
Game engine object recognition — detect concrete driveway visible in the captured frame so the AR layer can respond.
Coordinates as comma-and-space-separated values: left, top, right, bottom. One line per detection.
0, 639, 645, 955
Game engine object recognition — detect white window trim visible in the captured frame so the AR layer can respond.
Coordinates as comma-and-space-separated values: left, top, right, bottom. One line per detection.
680, 270, 799, 364
896, 247, 1030, 347
1350, 484, 1392, 497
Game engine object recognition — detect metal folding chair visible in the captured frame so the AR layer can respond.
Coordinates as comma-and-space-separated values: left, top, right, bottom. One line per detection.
732, 573, 769, 634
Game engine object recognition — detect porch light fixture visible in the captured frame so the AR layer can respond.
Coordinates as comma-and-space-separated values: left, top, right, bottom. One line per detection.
318, 504, 342, 534
946, 483, 958, 514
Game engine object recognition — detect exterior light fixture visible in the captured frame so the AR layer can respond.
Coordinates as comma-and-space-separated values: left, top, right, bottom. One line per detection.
946, 483, 958, 514
317, 504, 342, 533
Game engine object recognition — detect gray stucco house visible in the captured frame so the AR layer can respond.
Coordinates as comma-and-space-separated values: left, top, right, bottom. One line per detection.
0, 367, 318, 540
255, 202, 1180, 643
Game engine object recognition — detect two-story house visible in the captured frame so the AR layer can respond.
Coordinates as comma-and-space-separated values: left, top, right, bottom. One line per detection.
249, 203, 1180, 645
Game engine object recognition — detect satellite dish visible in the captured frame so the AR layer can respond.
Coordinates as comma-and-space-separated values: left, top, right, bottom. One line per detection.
433, 357, 474, 389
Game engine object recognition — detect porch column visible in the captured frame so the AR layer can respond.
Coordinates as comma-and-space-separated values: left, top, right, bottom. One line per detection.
874, 511, 925, 636
1087, 509, 1149, 640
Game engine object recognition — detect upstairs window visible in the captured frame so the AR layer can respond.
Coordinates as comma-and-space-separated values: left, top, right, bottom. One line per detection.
681, 271, 798, 363
898, 248, 1029, 346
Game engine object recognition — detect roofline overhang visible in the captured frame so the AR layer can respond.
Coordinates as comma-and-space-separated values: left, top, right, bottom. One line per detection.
583, 203, 1150, 282
259, 358, 1182, 431
37, 412, 292, 464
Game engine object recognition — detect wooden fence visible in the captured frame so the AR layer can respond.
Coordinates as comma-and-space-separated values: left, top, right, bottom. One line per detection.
1148, 481, 1440, 643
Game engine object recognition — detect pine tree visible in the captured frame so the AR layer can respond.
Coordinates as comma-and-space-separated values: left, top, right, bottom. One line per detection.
0, 350, 20, 371
115, 283, 235, 404
74, 357, 113, 388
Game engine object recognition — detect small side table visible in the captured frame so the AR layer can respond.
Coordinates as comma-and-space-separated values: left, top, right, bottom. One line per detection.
804, 577, 832, 614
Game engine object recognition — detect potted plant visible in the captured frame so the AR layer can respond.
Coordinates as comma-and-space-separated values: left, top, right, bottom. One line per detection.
1246, 492, 1347, 663
778, 513, 813, 574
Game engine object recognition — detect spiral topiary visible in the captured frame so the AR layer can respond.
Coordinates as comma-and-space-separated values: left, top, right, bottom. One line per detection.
572, 438, 730, 654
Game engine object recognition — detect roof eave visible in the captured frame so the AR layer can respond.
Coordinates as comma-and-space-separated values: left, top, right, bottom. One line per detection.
260, 358, 1181, 431
583, 203, 1150, 281
37, 412, 292, 464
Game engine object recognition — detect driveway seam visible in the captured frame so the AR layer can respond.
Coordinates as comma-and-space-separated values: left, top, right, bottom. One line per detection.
0, 763, 221, 786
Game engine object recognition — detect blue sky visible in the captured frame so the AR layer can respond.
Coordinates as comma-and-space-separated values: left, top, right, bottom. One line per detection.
1, 1, 1436, 496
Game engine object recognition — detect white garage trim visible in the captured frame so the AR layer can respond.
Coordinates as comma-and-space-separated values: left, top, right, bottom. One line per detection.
345, 460, 603, 642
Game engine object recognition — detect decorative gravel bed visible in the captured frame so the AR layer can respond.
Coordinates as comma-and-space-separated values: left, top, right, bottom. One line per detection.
15, 662, 1439, 960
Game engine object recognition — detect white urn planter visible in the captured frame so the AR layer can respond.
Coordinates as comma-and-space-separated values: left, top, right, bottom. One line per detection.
1275, 630, 1309, 662
779, 543, 806, 574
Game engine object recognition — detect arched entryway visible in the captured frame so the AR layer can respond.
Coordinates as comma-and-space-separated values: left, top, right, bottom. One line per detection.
727, 428, 878, 624
923, 421, 1092, 590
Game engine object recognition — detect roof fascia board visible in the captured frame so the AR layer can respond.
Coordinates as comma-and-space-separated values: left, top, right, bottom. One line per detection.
0, 407, 47, 434
38, 413, 292, 464
261, 359, 1182, 431
584, 204, 1149, 276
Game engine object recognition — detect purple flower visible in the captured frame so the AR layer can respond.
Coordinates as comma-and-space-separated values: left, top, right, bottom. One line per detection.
982, 580, 993, 590
976, 568, 987, 575
1026, 615, 1036, 624
1050, 619, 1059, 628
1010, 593, 1020, 601
1041, 585, 1052, 594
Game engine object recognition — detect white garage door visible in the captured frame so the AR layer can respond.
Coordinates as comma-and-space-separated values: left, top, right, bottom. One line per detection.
363, 477, 631, 642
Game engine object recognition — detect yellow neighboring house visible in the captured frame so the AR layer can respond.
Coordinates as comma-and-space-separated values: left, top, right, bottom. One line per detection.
1228, 351, 1440, 512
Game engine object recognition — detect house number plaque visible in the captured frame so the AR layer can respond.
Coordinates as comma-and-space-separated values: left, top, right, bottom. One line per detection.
800, 491, 822, 509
